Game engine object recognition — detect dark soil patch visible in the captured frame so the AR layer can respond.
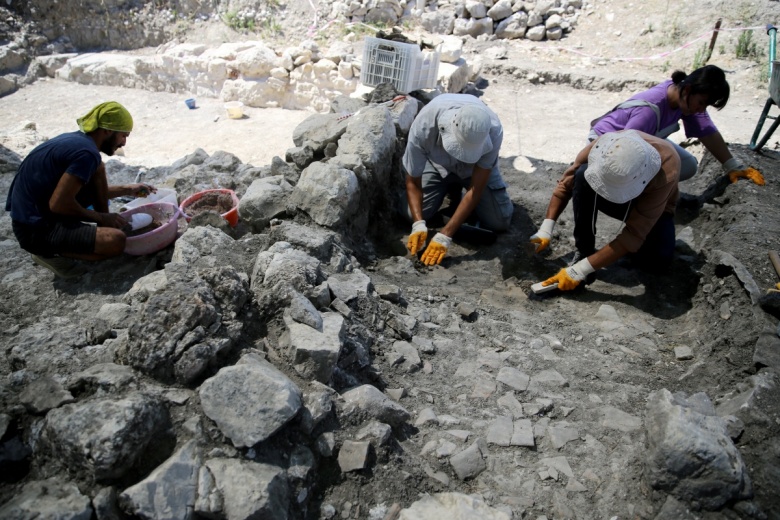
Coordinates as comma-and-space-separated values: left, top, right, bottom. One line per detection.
124, 220, 162, 237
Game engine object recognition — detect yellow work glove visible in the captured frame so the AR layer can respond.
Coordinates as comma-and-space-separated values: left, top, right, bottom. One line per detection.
529, 219, 556, 253
407, 220, 428, 255
542, 257, 595, 291
723, 158, 765, 186
420, 233, 452, 266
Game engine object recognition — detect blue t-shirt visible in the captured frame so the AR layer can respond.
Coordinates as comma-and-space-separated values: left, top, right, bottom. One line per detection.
5, 131, 101, 225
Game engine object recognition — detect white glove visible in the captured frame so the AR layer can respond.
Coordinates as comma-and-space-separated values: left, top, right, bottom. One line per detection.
529, 219, 556, 253
721, 157, 745, 173
566, 257, 595, 282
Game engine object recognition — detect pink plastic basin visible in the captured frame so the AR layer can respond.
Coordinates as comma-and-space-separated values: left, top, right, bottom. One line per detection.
120, 202, 182, 256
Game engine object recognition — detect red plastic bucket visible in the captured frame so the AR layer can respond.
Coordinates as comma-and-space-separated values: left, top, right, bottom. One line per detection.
179, 189, 239, 227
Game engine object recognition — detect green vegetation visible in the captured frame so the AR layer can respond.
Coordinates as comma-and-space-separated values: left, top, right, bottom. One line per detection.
261, 16, 283, 36
735, 29, 761, 60
691, 43, 709, 70
223, 10, 256, 32
659, 16, 688, 47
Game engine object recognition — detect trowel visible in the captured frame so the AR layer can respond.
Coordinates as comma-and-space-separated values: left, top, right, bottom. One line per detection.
531, 281, 559, 294
129, 213, 153, 231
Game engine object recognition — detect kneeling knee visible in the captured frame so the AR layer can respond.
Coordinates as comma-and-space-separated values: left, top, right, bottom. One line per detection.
96, 229, 126, 257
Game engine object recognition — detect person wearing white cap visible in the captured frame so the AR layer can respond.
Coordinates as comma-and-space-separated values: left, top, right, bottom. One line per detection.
402, 93, 512, 266
537, 129, 681, 291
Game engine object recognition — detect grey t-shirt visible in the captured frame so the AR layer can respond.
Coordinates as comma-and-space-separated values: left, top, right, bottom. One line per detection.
402, 94, 503, 180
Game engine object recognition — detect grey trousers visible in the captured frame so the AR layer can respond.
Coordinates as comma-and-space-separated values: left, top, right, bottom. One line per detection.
403, 161, 513, 232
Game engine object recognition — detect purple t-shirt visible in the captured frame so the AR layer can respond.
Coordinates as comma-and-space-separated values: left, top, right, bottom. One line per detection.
592, 80, 719, 139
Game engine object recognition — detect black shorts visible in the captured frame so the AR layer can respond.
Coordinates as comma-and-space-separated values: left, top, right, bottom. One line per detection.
12, 219, 97, 257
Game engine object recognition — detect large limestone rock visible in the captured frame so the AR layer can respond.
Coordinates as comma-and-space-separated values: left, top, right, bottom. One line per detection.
199, 354, 302, 447
398, 492, 510, 519
119, 441, 201, 520
338, 384, 411, 427
644, 389, 752, 510
453, 17, 494, 38
327, 269, 373, 303
42, 394, 172, 482
289, 161, 360, 228
337, 105, 396, 178
292, 113, 349, 154
496, 12, 529, 39
171, 226, 249, 273
251, 242, 325, 296
239, 175, 293, 231
267, 221, 341, 263
198, 458, 289, 520
117, 264, 247, 385
0, 478, 93, 520
282, 312, 346, 383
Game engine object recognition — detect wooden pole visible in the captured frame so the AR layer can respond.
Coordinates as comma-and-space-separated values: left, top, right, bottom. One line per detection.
769, 251, 780, 280
705, 18, 722, 64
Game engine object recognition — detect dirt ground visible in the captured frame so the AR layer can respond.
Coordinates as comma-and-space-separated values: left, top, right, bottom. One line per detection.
2, 0, 780, 518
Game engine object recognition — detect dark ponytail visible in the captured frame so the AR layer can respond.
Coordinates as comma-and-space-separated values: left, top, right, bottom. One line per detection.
671, 70, 687, 84
675, 64, 730, 110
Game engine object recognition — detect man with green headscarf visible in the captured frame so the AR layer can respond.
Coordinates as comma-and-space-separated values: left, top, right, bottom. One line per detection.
5, 101, 156, 279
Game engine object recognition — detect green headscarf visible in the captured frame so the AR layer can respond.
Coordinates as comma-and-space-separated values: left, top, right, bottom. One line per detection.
76, 101, 133, 133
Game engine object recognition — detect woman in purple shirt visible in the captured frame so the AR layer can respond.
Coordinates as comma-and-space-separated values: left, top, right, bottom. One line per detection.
590, 65, 763, 184
528, 65, 764, 264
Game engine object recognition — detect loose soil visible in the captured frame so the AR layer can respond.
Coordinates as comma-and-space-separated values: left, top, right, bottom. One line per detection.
183, 192, 235, 218
125, 220, 162, 237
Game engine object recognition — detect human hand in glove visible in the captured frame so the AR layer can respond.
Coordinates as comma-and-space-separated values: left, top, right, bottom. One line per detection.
541, 257, 595, 291
530, 219, 556, 253
420, 233, 452, 266
728, 167, 765, 186
723, 158, 765, 186
407, 220, 428, 255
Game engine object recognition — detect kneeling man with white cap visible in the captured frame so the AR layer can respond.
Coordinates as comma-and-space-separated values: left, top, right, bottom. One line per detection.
536, 129, 681, 291
402, 94, 513, 266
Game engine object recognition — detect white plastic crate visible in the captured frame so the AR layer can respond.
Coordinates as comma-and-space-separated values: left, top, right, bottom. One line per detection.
360, 37, 440, 93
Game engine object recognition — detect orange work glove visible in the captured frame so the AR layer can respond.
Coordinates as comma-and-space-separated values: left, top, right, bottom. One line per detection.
542, 258, 595, 291
420, 233, 452, 266
529, 219, 556, 253
407, 220, 428, 255
728, 167, 765, 186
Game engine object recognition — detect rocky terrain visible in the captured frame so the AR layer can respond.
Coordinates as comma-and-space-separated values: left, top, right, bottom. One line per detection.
1, 0, 780, 519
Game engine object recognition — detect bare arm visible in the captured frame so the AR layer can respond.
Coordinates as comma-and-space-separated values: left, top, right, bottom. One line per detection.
441, 166, 490, 237
699, 131, 733, 164
49, 172, 126, 228
405, 174, 424, 223
92, 163, 110, 213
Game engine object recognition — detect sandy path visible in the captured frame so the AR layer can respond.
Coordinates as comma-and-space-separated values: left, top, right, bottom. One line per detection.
0, 74, 769, 173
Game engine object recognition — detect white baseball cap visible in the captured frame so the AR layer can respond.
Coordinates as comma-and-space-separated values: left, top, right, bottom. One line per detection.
439, 103, 493, 163
585, 130, 662, 204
